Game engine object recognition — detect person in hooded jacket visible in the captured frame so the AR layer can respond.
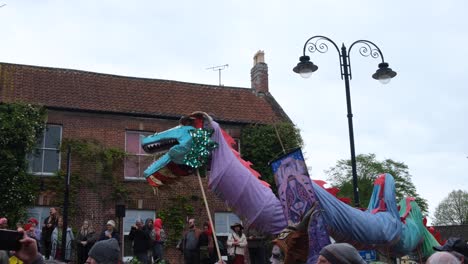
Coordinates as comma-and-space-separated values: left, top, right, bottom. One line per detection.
151, 218, 166, 263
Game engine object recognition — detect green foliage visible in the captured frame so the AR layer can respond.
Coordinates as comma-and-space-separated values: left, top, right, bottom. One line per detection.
158, 195, 195, 247
0, 103, 46, 225
59, 139, 128, 202
126, 257, 143, 264
40, 139, 126, 218
326, 153, 429, 213
240, 122, 303, 191
433, 189, 468, 225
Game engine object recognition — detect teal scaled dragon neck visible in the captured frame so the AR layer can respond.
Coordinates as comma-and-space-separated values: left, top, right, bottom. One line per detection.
141, 125, 194, 178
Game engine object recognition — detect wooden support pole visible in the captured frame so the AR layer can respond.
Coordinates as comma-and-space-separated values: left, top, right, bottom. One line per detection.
196, 169, 223, 262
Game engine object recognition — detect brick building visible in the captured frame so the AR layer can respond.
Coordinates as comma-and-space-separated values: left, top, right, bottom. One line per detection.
0, 51, 290, 262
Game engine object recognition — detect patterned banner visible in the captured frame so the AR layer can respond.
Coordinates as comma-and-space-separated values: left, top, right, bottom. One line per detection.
271, 148, 331, 263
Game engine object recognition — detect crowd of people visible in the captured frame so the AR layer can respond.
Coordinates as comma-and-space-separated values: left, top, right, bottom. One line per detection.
1, 208, 467, 264
0, 207, 166, 264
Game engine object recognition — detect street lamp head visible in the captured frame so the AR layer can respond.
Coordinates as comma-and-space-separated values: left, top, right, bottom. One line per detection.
372, 62, 397, 84
293, 55, 318, 78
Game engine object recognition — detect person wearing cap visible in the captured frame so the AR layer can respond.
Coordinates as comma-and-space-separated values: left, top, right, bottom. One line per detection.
99, 220, 120, 244
433, 237, 468, 263
86, 238, 121, 264
316, 243, 366, 264
227, 223, 247, 264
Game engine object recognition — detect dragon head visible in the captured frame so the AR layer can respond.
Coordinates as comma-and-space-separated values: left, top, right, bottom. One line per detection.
141, 112, 215, 187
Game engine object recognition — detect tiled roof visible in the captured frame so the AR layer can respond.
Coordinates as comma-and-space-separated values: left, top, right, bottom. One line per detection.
0, 62, 289, 124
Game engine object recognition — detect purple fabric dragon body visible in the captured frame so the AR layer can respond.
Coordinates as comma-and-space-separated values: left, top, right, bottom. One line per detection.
141, 115, 439, 263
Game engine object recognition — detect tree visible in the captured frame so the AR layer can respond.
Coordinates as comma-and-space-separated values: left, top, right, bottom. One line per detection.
240, 121, 303, 191
326, 153, 429, 213
0, 103, 46, 226
433, 190, 468, 225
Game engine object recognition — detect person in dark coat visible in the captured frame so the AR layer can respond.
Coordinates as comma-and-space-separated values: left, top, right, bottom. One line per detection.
199, 221, 217, 264
182, 218, 202, 264
129, 219, 151, 264
99, 220, 120, 244
41, 207, 59, 259
76, 220, 97, 264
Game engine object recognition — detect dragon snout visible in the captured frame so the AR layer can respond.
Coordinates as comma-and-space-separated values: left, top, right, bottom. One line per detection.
142, 138, 179, 154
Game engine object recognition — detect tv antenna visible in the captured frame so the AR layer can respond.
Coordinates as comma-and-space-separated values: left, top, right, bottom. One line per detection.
206, 64, 229, 86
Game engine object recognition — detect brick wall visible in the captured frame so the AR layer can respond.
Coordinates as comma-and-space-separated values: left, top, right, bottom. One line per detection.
39, 109, 233, 263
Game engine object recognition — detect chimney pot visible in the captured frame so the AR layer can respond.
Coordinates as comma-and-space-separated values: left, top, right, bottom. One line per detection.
253, 50, 265, 65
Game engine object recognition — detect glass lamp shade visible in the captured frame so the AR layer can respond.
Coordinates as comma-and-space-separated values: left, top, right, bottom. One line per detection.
378, 76, 392, 84
299, 69, 314, 78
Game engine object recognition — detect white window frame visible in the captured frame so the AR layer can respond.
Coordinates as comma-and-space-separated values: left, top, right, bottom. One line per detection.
122, 209, 155, 261
29, 124, 62, 176
214, 212, 242, 236
124, 131, 154, 180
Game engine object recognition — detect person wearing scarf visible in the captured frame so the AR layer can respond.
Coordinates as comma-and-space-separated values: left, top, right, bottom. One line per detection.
50, 217, 74, 262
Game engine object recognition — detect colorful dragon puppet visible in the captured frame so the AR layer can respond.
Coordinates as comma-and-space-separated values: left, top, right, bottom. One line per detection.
141, 112, 440, 263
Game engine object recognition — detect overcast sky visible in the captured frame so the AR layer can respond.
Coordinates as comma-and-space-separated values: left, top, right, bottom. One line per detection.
2, 0, 467, 223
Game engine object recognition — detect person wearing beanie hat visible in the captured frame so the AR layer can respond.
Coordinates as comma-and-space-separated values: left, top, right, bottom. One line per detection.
317, 243, 366, 264
28, 218, 39, 226
86, 238, 120, 264
99, 220, 120, 244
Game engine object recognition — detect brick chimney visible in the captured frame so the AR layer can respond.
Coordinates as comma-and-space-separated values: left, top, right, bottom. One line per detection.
251, 50, 269, 93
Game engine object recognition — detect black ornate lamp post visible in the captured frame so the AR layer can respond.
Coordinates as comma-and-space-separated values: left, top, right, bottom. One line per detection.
293, 36, 396, 207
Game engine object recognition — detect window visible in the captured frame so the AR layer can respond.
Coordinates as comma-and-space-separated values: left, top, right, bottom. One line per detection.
125, 131, 154, 179
214, 212, 241, 236
233, 138, 241, 154
27, 206, 50, 225
28, 124, 62, 175
223, 128, 241, 154
122, 210, 155, 259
